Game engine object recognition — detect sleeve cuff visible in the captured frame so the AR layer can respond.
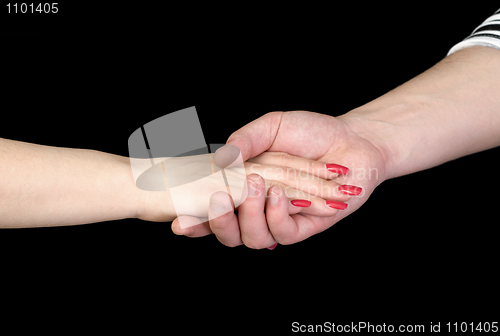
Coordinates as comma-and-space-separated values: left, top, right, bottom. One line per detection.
448, 10, 500, 55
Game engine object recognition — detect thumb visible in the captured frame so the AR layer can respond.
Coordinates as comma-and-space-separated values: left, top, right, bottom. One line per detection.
214, 111, 284, 165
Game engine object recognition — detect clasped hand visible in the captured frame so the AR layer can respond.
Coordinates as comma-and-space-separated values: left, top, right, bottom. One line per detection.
138, 111, 387, 249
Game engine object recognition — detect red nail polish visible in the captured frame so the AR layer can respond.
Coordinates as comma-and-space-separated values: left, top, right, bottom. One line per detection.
326, 163, 349, 175
267, 243, 278, 250
291, 199, 311, 207
339, 185, 363, 196
326, 200, 348, 210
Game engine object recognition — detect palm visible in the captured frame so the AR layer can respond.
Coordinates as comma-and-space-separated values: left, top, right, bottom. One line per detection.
265, 111, 387, 240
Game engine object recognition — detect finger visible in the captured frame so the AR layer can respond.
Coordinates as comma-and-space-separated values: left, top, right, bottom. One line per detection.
269, 208, 344, 245
260, 179, 349, 217
247, 163, 353, 201
238, 174, 276, 249
247, 152, 349, 180
212, 144, 242, 168
287, 213, 341, 244
208, 191, 242, 248
222, 112, 285, 162
266, 185, 299, 245
171, 216, 212, 237
244, 161, 359, 201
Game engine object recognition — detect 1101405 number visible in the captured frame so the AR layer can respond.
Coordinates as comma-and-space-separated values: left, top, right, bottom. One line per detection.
6, 3, 58, 13
446, 322, 498, 333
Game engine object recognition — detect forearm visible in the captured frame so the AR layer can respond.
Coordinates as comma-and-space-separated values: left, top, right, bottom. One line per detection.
340, 46, 500, 179
0, 138, 141, 227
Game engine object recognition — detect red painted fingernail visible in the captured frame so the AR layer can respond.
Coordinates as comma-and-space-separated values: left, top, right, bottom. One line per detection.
339, 185, 363, 196
326, 163, 349, 175
267, 243, 278, 250
326, 200, 348, 210
291, 199, 311, 207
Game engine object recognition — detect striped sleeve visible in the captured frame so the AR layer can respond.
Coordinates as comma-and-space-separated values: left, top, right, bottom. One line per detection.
448, 8, 500, 55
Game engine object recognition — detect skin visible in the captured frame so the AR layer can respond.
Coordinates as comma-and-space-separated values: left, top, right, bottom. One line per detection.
173, 46, 500, 248
0, 140, 138, 227
135, 152, 353, 223
0, 138, 346, 228
171, 111, 385, 247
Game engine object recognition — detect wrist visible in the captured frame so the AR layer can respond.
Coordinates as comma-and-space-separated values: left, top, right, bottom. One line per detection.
136, 188, 177, 222
129, 158, 178, 222
339, 95, 426, 180
109, 153, 148, 221
341, 47, 500, 180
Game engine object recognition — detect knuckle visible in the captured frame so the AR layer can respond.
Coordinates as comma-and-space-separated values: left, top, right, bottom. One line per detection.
275, 235, 296, 246
220, 240, 241, 248
216, 236, 241, 248
270, 226, 297, 246
242, 236, 268, 250
210, 218, 227, 231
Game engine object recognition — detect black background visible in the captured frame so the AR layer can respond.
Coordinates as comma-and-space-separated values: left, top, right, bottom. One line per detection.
1, 2, 498, 333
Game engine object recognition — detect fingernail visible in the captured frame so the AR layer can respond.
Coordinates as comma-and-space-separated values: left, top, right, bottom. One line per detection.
267, 243, 278, 250
247, 179, 257, 196
269, 187, 281, 206
210, 199, 229, 215
326, 200, 348, 210
213, 144, 241, 168
326, 163, 349, 175
291, 199, 311, 207
339, 185, 363, 196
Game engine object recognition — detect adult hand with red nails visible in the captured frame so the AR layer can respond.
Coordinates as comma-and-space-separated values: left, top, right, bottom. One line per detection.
171, 110, 388, 248
172, 47, 500, 249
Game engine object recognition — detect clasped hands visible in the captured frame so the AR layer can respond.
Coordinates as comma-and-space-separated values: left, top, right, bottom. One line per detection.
137, 110, 388, 249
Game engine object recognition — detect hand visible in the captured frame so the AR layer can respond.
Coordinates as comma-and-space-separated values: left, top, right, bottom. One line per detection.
172, 110, 388, 248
